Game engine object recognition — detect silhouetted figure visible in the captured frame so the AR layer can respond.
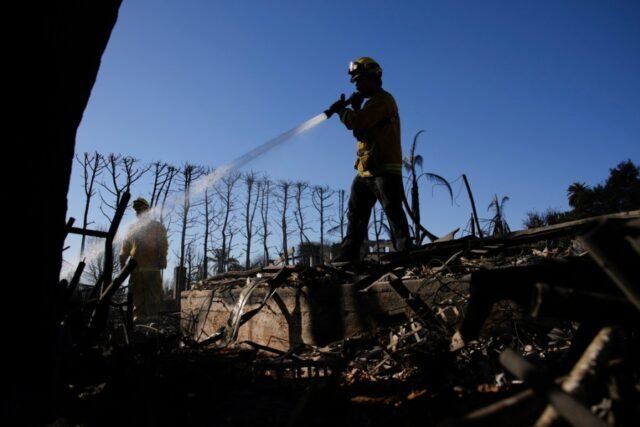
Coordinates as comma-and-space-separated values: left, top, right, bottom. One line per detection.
325, 56, 411, 265
119, 197, 168, 322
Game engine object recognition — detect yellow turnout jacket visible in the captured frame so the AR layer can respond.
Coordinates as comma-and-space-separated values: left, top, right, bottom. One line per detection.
339, 89, 402, 177
120, 218, 168, 270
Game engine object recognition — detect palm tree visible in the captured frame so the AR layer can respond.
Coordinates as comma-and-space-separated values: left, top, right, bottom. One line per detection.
402, 130, 453, 245
487, 194, 510, 235
567, 182, 589, 209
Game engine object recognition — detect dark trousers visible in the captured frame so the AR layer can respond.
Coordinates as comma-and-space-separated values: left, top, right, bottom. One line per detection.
339, 174, 411, 260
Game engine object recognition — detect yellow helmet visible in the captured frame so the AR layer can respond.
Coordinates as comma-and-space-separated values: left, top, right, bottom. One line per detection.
348, 57, 382, 82
132, 197, 150, 210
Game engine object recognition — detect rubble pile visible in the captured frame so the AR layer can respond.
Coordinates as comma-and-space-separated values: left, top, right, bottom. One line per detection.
54, 212, 639, 426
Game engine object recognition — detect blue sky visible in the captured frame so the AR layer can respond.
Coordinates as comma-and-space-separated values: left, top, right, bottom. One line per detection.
68, 0, 639, 269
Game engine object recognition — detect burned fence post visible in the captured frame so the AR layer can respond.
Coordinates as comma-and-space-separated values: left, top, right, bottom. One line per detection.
499, 348, 606, 427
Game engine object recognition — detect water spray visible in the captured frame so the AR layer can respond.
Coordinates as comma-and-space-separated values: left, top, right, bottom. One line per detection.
192, 112, 328, 194
62, 110, 332, 280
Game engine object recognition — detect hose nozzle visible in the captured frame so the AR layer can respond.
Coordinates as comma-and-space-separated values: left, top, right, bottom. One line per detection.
324, 92, 363, 118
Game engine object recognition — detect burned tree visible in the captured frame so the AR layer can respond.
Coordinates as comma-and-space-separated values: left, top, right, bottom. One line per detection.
293, 181, 311, 263
213, 171, 240, 273
371, 204, 389, 258
402, 130, 452, 245
240, 171, 260, 269
76, 151, 104, 256
96, 154, 148, 288
149, 161, 179, 224
175, 163, 205, 295
257, 176, 273, 265
329, 188, 348, 243
100, 154, 149, 220
275, 180, 293, 265
487, 194, 511, 236
312, 185, 334, 263
198, 168, 217, 279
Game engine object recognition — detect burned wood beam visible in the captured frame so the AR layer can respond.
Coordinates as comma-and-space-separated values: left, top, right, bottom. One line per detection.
499, 348, 606, 427
101, 191, 131, 294
85, 258, 137, 342
579, 217, 640, 311
535, 327, 617, 427
531, 283, 638, 323
56, 260, 87, 321
506, 210, 640, 244
407, 211, 639, 266
64, 217, 75, 239
78, 192, 133, 301
442, 334, 619, 427
99, 259, 137, 301
67, 226, 109, 238
203, 265, 264, 281
67, 260, 85, 294
387, 273, 449, 333
456, 256, 618, 345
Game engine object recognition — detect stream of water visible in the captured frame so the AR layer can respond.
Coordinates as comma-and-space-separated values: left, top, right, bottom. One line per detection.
61, 113, 329, 280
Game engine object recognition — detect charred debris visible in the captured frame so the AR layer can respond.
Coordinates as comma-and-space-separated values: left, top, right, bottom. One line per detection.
57, 210, 639, 426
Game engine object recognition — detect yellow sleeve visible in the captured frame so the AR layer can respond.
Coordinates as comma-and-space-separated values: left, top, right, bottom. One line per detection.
339, 93, 391, 131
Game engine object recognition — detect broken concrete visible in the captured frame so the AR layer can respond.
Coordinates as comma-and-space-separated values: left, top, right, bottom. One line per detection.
181, 268, 468, 351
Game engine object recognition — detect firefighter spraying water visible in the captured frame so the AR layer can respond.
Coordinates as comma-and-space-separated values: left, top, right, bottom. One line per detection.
323, 56, 413, 266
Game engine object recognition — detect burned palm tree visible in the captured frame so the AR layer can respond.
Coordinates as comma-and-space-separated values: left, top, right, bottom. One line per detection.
487, 194, 511, 235
402, 130, 453, 245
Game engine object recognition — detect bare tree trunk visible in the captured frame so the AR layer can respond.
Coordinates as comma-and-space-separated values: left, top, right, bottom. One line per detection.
276, 180, 293, 265
241, 172, 259, 269
159, 165, 178, 224
258, 177, 272, 264
77, 151, 103, 256
100, 154, 148, 221
312, 185, 334, 263
149, 161, 177, 209
176, 163, 204, 296
99, 155, 148, 287
200, 171, 216, 279
214, 171, 240, 272
293, 181, 310, 263
332, 189, 348, 242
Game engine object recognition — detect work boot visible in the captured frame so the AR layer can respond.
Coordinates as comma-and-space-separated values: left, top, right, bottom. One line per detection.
329, 252, 359, 269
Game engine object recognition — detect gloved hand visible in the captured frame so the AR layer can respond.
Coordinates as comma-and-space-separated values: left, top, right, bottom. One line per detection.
348, 91, 364, 111
324, 94, 347, 118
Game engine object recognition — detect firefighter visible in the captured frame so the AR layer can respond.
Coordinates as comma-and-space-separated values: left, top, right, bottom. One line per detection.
119, 197, 169, 322
326, 57, 411, 264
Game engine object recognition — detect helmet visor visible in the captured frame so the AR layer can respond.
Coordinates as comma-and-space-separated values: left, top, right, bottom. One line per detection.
348, 61, 366, 82
348, 61, 363, 75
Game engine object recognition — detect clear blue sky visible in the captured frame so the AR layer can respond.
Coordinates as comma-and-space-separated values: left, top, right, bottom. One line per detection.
68, 0, 639, 265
